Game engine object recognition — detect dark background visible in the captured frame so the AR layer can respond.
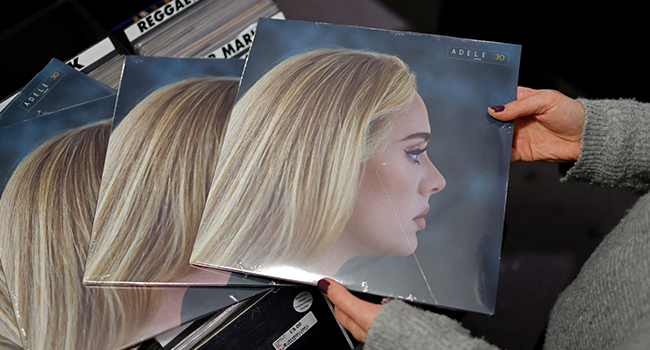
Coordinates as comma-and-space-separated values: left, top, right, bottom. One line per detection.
1, 1, 644, 349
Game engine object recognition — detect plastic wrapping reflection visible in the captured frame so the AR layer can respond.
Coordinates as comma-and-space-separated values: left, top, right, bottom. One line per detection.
0, 60, 265, 350
193, 49, 444, 276
84, 75, 238, 286
83, 56, 281, 288
192, 19, 520, 314
0, 118, 162, 349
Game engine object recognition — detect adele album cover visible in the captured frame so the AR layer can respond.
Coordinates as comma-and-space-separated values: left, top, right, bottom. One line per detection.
191, 18, 521, 314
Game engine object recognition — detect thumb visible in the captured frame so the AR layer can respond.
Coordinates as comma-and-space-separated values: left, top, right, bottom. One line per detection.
318, 278, 380, 341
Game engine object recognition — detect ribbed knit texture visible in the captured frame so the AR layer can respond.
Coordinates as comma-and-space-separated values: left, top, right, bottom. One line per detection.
545, 98, 650, 350
564, 99, 650, 194
366, 300, 498, 350
362, 98, 650, 350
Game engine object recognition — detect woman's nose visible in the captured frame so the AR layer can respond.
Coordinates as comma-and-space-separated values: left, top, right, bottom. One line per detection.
421, 156, 446, 196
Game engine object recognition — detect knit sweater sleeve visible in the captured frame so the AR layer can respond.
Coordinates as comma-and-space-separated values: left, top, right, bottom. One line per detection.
613, 315, 650, 350
363, 300, 498, 350
563, 98, 650, 193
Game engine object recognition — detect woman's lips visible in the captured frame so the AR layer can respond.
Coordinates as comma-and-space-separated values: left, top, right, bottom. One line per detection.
413, 207, 429, 230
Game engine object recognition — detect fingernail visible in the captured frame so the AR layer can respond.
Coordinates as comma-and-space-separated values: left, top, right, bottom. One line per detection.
489, 105, 505, 113
317, 279, 330, 294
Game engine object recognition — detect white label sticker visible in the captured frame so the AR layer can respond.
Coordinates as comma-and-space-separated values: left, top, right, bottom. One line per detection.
272, 311, 317, 350
293, 291, 313, 313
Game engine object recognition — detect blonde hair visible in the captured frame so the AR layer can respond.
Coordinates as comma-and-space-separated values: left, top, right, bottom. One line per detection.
0, 263, 22, 349
84, 77, 238, 284
192, 49, 417, 270
0, 120, 159, 349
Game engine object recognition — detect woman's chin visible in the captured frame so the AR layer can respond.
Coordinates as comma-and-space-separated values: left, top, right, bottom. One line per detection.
393, 235, 418, 256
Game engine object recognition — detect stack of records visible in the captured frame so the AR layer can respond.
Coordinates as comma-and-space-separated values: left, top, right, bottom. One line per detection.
157, 287, 356, 350
65, 37, 127, 91
0, 59, 268, 350
1, 5, 523, 348
124, 0, 283, 58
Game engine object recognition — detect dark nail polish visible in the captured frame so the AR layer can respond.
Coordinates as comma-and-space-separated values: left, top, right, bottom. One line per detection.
317, 279, 330, 294
490, 105, 505, 113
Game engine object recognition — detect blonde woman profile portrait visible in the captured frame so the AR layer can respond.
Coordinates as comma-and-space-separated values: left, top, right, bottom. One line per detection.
83, 76, 240, 285
192, 48, 446, 282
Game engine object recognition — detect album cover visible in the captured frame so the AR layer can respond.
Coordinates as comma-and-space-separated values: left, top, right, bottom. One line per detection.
83, 55, 285, 288
191, 18, 521, 314
0, 36, 124, 119
0, 59, 268, 349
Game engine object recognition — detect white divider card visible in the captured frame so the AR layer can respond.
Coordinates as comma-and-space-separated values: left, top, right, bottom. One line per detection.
65, 37, 117, 73
124, 0, 199, 42
130, 0, 281, 58
207, 12, 285, 59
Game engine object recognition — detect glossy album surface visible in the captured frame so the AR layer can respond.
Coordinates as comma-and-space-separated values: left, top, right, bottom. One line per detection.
83, 55, 284, 289
191, 19, 520, 314
0, 59, 266, 349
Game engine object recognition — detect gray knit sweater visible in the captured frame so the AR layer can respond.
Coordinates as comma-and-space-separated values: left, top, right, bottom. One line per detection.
363, 98, 650, 350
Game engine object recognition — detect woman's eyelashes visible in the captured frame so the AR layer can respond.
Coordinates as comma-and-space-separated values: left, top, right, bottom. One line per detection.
404, 147, 426, 165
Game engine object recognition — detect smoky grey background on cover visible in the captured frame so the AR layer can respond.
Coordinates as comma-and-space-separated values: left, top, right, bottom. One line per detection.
0, 59, 116, 195
113, 56, 244, 126
232, 18, 521, 314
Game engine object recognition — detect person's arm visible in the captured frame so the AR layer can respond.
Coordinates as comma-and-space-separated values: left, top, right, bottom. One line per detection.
319, 279, 499, 350
561, 98, 650, 193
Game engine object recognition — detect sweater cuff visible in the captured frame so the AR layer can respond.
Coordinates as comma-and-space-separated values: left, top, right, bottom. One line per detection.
363, 300, 498, 350
563, 98, 650, 194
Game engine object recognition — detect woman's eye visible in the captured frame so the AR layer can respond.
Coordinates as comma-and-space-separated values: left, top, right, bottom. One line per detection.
404, 148, 426, 164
